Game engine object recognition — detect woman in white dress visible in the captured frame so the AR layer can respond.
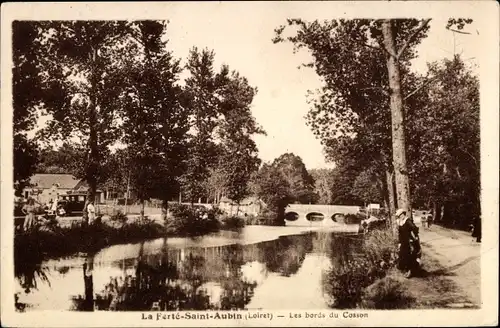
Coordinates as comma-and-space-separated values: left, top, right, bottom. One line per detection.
87, 200, 96, 224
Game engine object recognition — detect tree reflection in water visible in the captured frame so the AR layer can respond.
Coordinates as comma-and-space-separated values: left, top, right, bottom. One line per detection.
15, 232, 333, 311
14, 231, 51, 312
256, 233, 314, 277
70, 234, 316, 311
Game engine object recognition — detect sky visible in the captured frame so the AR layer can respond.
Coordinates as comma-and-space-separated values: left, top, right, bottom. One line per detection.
160, 8, 480, 169
27, 5, 482, 170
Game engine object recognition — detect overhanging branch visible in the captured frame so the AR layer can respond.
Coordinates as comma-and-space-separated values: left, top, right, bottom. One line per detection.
404, 76, 439, 101
397, 18, 432, 59
447, 27, 472, 35
361, 87, 389, 97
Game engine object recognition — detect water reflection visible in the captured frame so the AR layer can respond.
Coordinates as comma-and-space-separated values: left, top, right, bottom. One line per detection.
15, 228, 361, 311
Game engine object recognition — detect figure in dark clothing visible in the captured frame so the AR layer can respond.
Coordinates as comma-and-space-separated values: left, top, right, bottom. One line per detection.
472, 216, 481, 243
396, 208, 421, 278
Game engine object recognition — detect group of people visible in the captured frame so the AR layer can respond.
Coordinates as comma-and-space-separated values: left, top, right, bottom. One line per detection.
19, 196, 98, 231
20, 197, 41, 231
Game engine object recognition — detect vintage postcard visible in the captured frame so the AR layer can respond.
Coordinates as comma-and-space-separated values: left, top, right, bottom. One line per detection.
1, 1, 498, 327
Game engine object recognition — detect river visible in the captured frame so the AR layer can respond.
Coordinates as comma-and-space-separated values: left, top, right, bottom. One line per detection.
15, 225, 362, 312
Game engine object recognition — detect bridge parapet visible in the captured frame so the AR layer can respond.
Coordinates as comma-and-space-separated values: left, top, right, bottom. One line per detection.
284, 204, 361, 227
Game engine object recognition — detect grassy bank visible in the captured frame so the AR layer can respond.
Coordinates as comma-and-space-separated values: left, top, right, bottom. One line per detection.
15, 218, 167, 260
325, 225, 478, 310
15, 204, 254, 261
324, 228, 417, 309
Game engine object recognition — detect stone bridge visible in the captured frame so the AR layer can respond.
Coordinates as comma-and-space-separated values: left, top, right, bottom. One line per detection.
284, 204, 362, 227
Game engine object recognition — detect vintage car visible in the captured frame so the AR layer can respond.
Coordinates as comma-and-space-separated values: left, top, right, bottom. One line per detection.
57, 192, 88, 216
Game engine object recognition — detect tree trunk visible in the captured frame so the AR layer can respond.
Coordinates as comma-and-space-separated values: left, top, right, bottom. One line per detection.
82, 198, 90, 225
382, 20, 412, 216
87, 46, 99, 213
161, 198, 169, 223
82, 257, 94, 311
386, 170, 396, 217
139, 198, 145, 220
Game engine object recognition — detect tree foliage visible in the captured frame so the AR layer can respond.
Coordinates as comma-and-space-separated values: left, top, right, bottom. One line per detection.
12, 21, 44, 194
119, 21, 189, 213
273, 19, 430, 214
180, 48, 264, 204
274, 18, 478, 227
251, 153, 315, 224
32, 21, 135, 199
215, 71, 264, 204
180, 48, 227, 203
409, 56, 479, 226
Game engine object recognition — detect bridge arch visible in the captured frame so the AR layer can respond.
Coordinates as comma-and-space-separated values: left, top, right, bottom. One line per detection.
284, 211, 299, 221
306, 212, 325, 222
331, 213, 346, 223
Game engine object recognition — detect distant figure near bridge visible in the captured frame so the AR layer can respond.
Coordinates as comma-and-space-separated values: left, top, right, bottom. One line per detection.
284, 204, 361, 227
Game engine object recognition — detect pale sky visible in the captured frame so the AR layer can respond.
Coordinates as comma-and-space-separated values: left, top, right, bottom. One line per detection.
27, 5, 481, 170
162, 10, 480, 169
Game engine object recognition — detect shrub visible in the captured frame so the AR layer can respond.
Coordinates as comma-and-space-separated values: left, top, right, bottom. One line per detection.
221, 215, 245, 230
345, 213, 366, 224
166, 204, 220, 236
324, 254, 386, 309
363, 229, 398, 269
110, 210, 128, 224
14, 218, 166, 261
249, 208, 283, 226
324, 228, 398, 309
361, 277, 415, 309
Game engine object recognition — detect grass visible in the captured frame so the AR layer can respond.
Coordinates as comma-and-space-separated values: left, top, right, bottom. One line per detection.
324, 228, 399, 309
361, 277, 415, 309
15, 218, 167, 260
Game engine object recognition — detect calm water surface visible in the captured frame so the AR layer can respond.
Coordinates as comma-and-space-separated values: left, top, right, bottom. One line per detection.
15, 226, 361, 311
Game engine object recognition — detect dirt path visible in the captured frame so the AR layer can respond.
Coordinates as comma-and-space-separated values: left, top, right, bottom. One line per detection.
394, 224, 481, 308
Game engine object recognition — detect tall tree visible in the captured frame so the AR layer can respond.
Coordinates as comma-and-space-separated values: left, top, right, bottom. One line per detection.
309, 168, 334, 205
215, 71, 264, 208
380, 18, 431, 215
35, 142, 86, 175
352, 168, 384, 206
272, 153, 316, 204
12, 21, 44, 194
35, 21, 134, 205
121, 21, 189, 218
410, 55, 479, 227
180, 48, 226, 203
251, 163, 293, 225
274, 19, 436, 223
251, 153, 315, 224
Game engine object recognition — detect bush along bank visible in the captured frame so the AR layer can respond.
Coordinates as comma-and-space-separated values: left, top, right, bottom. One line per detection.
165, 203, 222, 236
324, 229, 416, 309
15, 204, 228, 261
15, 215, 167, 261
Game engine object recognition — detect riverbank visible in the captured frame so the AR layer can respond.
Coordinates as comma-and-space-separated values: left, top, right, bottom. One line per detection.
364, 225, 480, 309
14, 211, 360, 263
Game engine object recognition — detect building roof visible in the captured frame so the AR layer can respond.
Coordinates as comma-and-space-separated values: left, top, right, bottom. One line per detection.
29, 174, 103, 194
30, 174, 81, 189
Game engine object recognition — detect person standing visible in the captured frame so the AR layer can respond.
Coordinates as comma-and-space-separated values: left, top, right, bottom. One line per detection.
87, 200, 96, 224
21, 198, 37, 231
396, 208, 420, 278
472, 216, 481, 243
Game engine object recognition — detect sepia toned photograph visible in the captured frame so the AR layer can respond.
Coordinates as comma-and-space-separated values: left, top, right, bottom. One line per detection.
1, 1, 498, 327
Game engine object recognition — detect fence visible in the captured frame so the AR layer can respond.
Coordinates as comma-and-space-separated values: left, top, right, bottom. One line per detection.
97, 201, 215, 216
